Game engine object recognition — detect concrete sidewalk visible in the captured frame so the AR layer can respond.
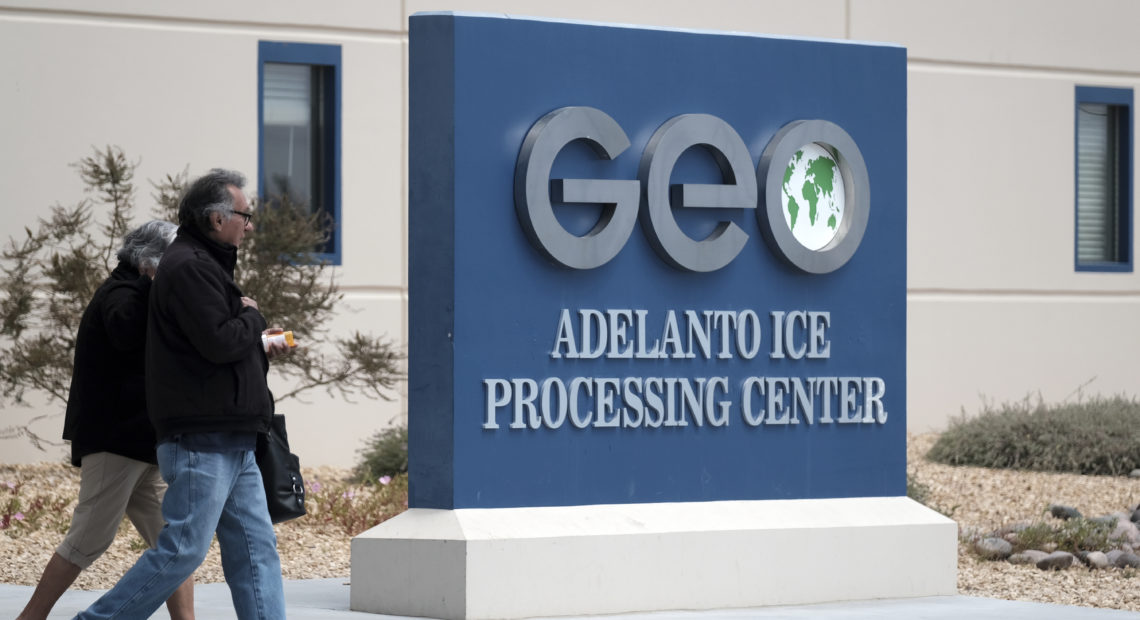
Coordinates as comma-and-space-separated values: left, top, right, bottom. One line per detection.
0, 579, 1136, 619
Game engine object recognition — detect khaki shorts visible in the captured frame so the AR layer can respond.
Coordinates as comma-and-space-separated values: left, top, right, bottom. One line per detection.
56, 452, 166, 569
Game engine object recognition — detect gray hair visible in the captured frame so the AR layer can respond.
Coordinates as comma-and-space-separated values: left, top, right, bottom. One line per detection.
117, 220, 178, 271
178, 168, 246, 233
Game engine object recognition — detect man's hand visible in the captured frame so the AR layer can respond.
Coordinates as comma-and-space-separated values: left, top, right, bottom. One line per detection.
241, 296, 259, 310
263, 326, 297, 360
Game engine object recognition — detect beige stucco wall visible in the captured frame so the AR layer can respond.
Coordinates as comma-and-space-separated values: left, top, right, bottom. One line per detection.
861, 1, 1140, 429
0, 3, 408, 466
3, 0, 1140, 464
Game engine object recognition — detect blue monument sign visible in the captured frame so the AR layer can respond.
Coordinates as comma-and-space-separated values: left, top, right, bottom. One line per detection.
409, 13, 907, 510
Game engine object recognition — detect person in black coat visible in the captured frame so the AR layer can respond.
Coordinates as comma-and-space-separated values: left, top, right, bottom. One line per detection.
76, 169, 294, 620
17, 221, 194, 620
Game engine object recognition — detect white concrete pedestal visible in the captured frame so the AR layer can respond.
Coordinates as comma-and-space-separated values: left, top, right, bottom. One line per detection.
350, 497, 957, 620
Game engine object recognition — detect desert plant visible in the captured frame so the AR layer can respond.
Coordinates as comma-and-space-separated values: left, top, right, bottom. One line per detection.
1, 479, 73, 538
0, 148, 134, 449
0, 146, 404, 449
353, 424, 408, 483
927, 394, 1140, 476
301, 473, 408, 536
1008, 518, 1115, 555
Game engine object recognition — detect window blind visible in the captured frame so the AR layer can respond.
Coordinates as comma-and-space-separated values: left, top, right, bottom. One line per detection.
1076, 103, 1119, 262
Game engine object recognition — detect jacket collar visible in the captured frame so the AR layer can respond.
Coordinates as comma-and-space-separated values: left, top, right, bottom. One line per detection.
109, 260, 140, 281
178, 224, 238, 273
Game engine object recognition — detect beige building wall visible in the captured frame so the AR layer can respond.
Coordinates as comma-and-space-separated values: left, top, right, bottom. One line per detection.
856, 0, 1140, 430
0, 1, 408, 467
2, 0, 1137, 464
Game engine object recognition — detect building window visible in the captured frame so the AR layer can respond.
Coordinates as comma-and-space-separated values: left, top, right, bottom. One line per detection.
259, 41, 342, 262
1075, 86, 1132, 272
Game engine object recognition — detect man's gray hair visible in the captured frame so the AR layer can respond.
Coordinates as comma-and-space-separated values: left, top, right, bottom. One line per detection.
117, 220, 178, 271
178, 168, 247, 233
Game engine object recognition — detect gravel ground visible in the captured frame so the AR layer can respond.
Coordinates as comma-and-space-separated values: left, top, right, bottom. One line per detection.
0, 464, 354, 590
908, 433, 1140, 612
4, 435, 1140, 612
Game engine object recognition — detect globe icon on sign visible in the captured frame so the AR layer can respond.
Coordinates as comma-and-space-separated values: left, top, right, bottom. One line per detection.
780, 143, 845, 251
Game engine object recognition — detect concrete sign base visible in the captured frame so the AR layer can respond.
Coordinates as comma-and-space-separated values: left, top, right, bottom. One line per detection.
351, 497, 956, 619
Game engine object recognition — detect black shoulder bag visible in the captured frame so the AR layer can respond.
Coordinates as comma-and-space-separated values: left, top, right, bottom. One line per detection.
256, 413, 307, 523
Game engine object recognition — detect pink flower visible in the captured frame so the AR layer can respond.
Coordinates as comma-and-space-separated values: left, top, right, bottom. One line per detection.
310, 481, 322, 493
378, 475, 392, 486
14, 512, 25, 521
3, 481, 15, 490
342, 490, 356, 499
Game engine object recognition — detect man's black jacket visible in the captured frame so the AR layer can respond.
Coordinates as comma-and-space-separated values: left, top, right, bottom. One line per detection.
145, 225, 272, 440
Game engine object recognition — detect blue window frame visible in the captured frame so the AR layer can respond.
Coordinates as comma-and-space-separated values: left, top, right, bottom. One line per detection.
259, 41, 342, 263
1075, 86, 1132, 272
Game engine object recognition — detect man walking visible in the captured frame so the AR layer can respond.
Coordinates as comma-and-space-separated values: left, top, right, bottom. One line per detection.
76, 169, 292, 619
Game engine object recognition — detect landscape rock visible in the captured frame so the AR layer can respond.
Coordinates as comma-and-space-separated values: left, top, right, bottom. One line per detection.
996, 522, 1032, 536
1107, 550, 1126, 565
976, 537, 1013, 560
1049, 504, 1082, 520
1114, 552, 1140, 569
1037, 551, 1076, 571
903, 434, 1140, 610
1090, 515, 1118, 527
1131, 507, 1140, 524
1112, 517, 1140, 548
1085, 551, 1110, 569
1130, 469, 1140, 479
1009, 550, 1050, 565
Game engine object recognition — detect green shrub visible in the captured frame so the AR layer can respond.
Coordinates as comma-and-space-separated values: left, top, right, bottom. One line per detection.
928, 394, 1140, 475
353, 424, 408, 483
2, 480, 72, 538
1010, 519, 1114, 554
303, 474, 407, 536
1, 148, 404, 450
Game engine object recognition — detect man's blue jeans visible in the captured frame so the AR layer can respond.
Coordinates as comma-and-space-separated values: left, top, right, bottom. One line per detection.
75, 442, 285, 619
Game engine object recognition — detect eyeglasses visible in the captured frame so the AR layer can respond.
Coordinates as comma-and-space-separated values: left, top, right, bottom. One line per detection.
231, 209, 254, 225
